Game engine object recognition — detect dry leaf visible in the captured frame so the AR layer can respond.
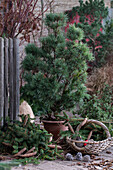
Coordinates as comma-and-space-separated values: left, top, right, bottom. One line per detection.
106, 151, 112, 154
76, 162, 82, 166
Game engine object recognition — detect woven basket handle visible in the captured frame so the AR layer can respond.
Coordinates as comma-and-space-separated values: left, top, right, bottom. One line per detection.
76, 118, 111, 138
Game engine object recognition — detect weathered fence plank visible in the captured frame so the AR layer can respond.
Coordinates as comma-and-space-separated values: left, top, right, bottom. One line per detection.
13, 38, 20, 120
0, 38, 20, 126
4, 38, 9, 122
9, 38, 14, 121
0, 38, 4, 126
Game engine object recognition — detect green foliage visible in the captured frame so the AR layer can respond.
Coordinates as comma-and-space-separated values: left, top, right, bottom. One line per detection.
66, 0, 113, 67
96, 19, 113, 65
67, 0, 108, 19
67, 25, 84, 40
60, 120, 81, 139
44, 13, 68, 29
21, 13, 93, 117
107, 123, 113, 138
0, 162, 20, 170
0, 166, 11, 170
76, 85, 113, 121
0, 115, 63, 164
13, 157, 40, 165
60, 119, 105, 141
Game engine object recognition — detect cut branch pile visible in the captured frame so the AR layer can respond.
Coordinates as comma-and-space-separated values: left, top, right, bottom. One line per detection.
0, 115, 64, 163
13, 147, 37, 158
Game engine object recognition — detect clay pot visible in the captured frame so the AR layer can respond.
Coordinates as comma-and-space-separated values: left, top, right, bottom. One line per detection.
42, 120, 68, 140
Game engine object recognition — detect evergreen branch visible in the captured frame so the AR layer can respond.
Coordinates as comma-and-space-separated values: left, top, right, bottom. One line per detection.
62, 80, 69, 95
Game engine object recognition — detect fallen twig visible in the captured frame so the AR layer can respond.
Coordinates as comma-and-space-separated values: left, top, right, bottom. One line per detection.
76, 118, 88, 134
0, 156, 11, 160
19, 151, 37, 158
26, 147, 36, 154
67, 122, 75, 134
2, 142, 12, 147
13, 148, 26, 157
48, 145, 62, 149
87, 130, 95, 140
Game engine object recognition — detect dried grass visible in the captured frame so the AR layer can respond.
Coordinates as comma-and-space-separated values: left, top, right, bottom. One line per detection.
86, 64, 113, 94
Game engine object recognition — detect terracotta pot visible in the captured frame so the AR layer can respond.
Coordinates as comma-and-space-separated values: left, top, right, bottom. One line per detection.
42, 120, 68, 140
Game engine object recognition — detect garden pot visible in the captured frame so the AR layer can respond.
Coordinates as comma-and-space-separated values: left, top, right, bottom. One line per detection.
42, 120, 68, 140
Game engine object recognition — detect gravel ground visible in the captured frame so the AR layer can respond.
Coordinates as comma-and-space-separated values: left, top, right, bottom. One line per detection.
11, 146, 113, 170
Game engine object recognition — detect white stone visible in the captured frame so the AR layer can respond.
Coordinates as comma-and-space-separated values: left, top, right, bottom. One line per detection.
19, 101, 35, 123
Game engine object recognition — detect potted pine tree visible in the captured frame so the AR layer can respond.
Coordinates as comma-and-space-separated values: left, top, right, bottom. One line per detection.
21, 13, 93, 140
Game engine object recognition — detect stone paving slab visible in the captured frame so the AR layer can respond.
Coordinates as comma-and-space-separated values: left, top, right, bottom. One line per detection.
10, 146, 113, 170
11, 160, 88, 170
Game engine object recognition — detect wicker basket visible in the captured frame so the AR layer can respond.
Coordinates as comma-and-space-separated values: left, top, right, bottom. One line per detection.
66, 118, 113, 155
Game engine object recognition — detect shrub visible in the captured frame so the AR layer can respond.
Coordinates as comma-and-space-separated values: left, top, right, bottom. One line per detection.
66, 0, 113, 68
76, 85, 113, 121
21, 13, 93, 117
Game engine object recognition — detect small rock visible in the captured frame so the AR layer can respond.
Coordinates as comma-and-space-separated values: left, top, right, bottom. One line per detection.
65, 153, 74, 161
75, 152, 83, 161
19, 101, 35, 123
83, 155, 91, 162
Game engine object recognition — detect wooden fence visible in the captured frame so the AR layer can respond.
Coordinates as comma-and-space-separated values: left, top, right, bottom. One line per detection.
0, 38, 20, 126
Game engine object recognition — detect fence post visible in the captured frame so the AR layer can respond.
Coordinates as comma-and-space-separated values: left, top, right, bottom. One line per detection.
9, 38, 14, 121
4, 38, 9, 122
13, 38, 20, 120
0, 38, 4, 126
0, 37, 20, 126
